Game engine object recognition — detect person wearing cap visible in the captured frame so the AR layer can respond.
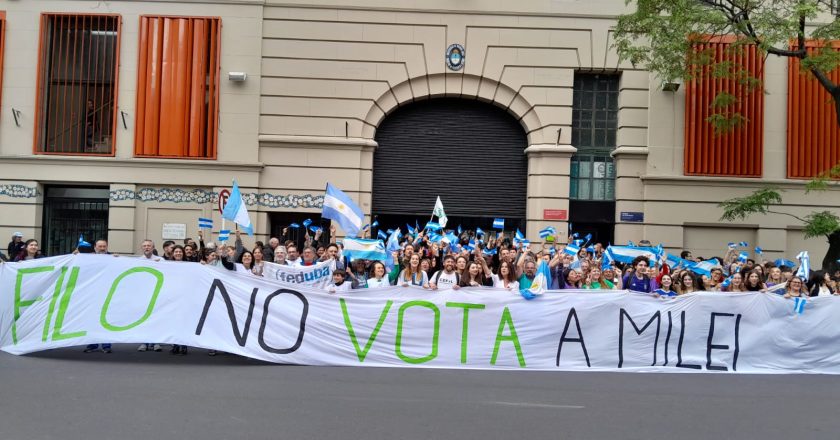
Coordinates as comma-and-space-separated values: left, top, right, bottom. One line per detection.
8, 232, 24, 260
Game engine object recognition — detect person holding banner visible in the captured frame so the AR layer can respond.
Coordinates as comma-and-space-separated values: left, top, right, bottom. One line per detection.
725, 272, 748, 293
14, 239, 44, 261
653, 274, 676, 297
583, 266, 614, 290
137, 240, 162, 353
430, 255, 460, 290
398, 253, 429, 288
251, 246, 265, 276
561, 268, 583, 289
365, 262, 391, 288
766, 266, 784, 289
326, 269, 352, 293
744, 270, 765, 292
458, 260, 492, 288
273, 246, 288, 265
622, 256, 652, 293
676, 271, 700, 295
236, 251, 258, 275
784, 277, 808, 298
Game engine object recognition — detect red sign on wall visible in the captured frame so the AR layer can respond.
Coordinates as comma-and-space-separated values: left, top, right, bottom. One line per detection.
543, 209, 567, 220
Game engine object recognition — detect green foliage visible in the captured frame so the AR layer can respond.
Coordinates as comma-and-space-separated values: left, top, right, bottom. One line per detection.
614, 0, 840, 130
806, 163, 840, 192
803, 211, 840, 239
719, 187, 783, 221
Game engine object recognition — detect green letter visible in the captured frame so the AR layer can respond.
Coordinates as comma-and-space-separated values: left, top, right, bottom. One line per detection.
100, 267, 164, 331
445, 302, 485, 364
340, 298, 393, 362
491, 307, 526, 367
395, 300, 440, 364
13, 266, 53, 344
42, 267, 67, 342
51, 267, 87, 341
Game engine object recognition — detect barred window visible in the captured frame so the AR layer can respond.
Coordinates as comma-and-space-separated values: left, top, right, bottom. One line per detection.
35, 14, 121, 155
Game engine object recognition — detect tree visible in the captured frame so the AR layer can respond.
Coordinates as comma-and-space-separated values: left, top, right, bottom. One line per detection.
614, 0, 840, 126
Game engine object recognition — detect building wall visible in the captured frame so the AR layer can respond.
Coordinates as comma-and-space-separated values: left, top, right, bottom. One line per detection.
0, 0, 835, 262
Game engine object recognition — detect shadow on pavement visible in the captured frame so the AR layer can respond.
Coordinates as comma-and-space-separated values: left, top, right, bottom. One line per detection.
20, 344, 278, 367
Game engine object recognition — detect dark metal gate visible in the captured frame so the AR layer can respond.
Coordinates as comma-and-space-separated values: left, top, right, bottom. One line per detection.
372, 98, 528, 228
43, 187, 109, 256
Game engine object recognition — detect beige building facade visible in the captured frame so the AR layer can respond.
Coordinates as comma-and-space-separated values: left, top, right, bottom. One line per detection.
0, 0, 836, 262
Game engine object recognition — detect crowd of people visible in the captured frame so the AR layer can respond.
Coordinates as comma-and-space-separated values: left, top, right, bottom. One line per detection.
4, 225, 840, 356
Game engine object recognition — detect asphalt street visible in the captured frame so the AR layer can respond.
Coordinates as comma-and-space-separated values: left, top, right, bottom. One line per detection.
1, 345, 838, 440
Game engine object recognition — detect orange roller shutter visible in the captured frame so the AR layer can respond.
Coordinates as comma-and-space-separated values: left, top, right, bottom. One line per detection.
787, 41, 840, 179
684, 37, 764, 177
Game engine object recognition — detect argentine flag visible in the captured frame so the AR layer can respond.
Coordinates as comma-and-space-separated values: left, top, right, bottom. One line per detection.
343, 238, 387, 261
493, 218, 505, 229
221, 180, 254, 235
521, 260, 552, 300
323, 183, 364, 237
795, 251, 810, 280
385, 229, 402, 271
563, 242, 580, 257
606, 245, 657, 264
539, 226, 556, 239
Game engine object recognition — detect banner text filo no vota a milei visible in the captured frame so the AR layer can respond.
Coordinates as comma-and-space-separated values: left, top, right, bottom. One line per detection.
2, 255, 838, 373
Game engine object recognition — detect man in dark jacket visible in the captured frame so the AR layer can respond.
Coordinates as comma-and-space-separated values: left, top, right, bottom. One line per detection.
7, 232, 24, 260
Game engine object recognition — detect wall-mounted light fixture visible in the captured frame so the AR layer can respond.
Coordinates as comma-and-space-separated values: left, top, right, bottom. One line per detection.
228, 72, 247, 82
662, 79, 682, 92
11, 108, 21, 127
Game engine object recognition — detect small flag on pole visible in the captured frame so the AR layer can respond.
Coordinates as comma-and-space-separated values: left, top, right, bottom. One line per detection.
539, 226, 556, 239
302, 219, 313, 228
795, 251, 810, 280
755, 246, 763, 255
198, 217, 213, 229
218, 230, 230, 242
77, 235, 92, 249
322, 183, 364, 237
221, 180, 254, 236
476, 227, 485, 237
493, 218, 505, 229
377, 230, 387, 240
425, 222, 442, 231
739, 241, 749, 247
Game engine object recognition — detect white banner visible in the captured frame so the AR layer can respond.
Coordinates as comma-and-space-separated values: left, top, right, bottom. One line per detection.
261, 260, 336, 289
2, 255, 839, 374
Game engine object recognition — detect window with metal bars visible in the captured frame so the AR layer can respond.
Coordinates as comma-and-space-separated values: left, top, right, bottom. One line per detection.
34, 14, 121, 155
570, 73, 619, 201
134, 16, 221, 159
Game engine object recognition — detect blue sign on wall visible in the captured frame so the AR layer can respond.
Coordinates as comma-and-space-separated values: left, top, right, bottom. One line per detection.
620, 211, 644, 222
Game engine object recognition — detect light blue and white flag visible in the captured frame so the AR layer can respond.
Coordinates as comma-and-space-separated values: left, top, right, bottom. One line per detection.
377, 230, 388, 240
739, 241, 749, 247
606, 245, 657, 265
493, 218, 505, 229
371, 220, 379, 229
221, 180, 254, 236
755, 246, 763, 255
563, 243, 580, 256
343, 238, 387, 261
323, 183, 364, 237
77, 235, 91, 248
427, 231, 443, 243
793, 297, 807, 315
218, 230, 230, 242
198, 217, 213, 229
406, 223, 417, 235
521, 260, 552, 300
385, 229, 402, 272
737, 251, 749, 264
302, 219, 313, 228
775, 258, 797, 268
514, 229, 525, 242
686, 259, 718, 277
539, 226, 556, 239
443, 231, 459, 245
602, 247, 614, 269
795, 251, 810, 280
425, 222, 442, 231
476, 227, 485, 237
483, 247, 498, 256
289, 222, 301, 229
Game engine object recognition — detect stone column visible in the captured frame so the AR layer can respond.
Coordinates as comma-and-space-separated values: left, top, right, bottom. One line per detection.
612, 147, 649, 244
525, 144, 577, 243
108, 184, 137, 254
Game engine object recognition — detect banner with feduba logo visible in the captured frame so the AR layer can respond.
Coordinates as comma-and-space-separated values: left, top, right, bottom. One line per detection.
261, 260, 336, 289
3, 255, 840, 374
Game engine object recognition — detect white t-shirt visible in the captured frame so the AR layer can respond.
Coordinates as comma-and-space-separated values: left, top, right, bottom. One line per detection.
492, 274, 519, 290
366, 277, 390, 289
327, 281, 352, 293
431, 270, 459, 288
817, 285, 832, 297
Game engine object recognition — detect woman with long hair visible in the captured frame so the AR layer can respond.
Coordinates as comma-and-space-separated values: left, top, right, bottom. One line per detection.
398, 253, 429, 288
744, 269, 765, 291
14, 239, 44, 261
809, 271, 835, 297
171, 245, 186, 262
677, 271, 700, 295
562, 268, 583, 289
725, 272, 747, 292
765, 266, 784, 288
493, 260, 519, 290
458, 260, 491, 287
784, 276, 807, 298
454, 255, 468, 276
251, 246, 265, 276
237, 250, 256, 275
654, 274, 676, 297
583, 266, 614, 290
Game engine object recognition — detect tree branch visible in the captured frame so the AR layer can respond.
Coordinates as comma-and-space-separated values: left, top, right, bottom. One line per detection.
765, 209, 807, 224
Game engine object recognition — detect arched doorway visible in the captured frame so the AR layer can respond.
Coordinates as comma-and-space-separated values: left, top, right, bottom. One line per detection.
372, 98, 528, 231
